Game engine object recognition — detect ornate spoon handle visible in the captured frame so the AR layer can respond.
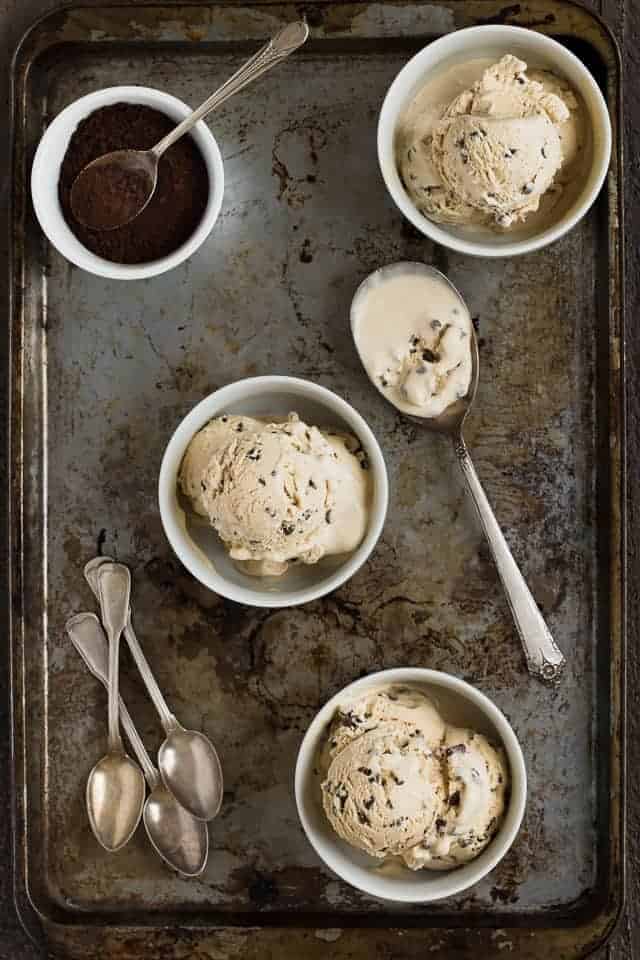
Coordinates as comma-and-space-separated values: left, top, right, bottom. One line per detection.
454, 435, 566, 685
152, 22, 309, 157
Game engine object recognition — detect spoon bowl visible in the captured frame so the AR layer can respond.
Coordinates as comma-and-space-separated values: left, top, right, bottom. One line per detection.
351, 261, 566, 685
70, 150, 157, 230
144, 783, 209, 876
86, 750, 145, 852
159, 727, 224, 823
350, 261, 479, 432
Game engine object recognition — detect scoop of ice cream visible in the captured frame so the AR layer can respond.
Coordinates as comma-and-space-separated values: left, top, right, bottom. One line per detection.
399, 54, 580, 229
388, 321, 473, 416
402, 139, 486, 226
179, 413, 370, 575
351, 265, 473, 419
444, 55, 570, 125
402, 726, 508, 870
322, 723, 446, 858
528, 67, 581, 169
321, 686, 446, 772
433, 113, 563, 227
318, 685, 510, 871
180, 415, 247, 517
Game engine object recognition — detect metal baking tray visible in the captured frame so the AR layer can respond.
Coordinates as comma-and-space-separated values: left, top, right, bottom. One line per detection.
9, 2, 625, 957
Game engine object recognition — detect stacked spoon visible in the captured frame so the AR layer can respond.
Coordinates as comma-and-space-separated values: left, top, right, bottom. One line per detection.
66, 558, 223, 876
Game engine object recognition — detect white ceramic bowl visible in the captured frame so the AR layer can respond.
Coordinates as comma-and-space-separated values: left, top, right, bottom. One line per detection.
158, 376, 388, 608
295, 667, 527, 903
378, 24, 612, 257
31, 85, 224, 279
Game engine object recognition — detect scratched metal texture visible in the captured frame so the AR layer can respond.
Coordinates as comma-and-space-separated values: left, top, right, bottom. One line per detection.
9, 2, 624, 958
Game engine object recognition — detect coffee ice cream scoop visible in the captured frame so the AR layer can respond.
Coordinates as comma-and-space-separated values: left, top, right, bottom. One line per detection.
398, 54, 580, 230
402, 727, 508, 870
319, 685, 511, 871
433, 113, 563, 228
322, 722, 447, 859
180, 413, 371, 576
320, 684, 446, 772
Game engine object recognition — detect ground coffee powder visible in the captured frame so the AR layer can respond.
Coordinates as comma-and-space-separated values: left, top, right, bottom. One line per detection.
58, 103, 209, 264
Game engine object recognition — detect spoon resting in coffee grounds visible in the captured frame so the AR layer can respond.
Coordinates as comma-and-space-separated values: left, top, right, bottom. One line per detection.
70, 21, 309, 231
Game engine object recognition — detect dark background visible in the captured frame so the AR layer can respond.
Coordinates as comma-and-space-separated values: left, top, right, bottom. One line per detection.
0, 0, 636, 957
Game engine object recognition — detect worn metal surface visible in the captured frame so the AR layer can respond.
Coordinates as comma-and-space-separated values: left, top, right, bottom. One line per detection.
8, 1, 624, 958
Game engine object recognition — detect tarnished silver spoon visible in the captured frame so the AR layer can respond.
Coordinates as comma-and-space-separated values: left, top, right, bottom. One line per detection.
70, 21, 309, 231
67, 612, 208, 876
351, 261, 566, 686
81, 563, 145, 851
85, 557, 223, 821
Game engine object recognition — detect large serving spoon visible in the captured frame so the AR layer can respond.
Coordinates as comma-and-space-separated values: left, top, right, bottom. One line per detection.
70, 21, 309, 231
82, 563, 145, 851
85, 557, 223, 821
351, 262, 566, 685
67, 612, 208, 876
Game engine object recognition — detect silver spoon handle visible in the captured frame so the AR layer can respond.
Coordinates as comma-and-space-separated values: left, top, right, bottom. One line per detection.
97, 563, 131, 753
151, 21, 309, 158
124, 618, 178, 734
106, 627, 123, 751
454, 436, 566, 685
67, 614, 159, 787
104, 679, 158, 788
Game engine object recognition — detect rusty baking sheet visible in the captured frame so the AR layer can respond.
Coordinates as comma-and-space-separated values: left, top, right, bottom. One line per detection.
9, 2, 624, 958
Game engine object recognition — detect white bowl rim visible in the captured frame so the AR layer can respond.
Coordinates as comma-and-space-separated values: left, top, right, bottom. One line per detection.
30, 84, 225, 280
295, 666, 527, 902
158, 375, 389, 608
377, 23, 612, 258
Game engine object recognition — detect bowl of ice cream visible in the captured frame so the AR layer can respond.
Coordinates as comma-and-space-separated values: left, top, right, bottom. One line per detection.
295, 668, 526, 902
378, 25, 611, 257
31, 86, 224, 280
159, 376, 388, 607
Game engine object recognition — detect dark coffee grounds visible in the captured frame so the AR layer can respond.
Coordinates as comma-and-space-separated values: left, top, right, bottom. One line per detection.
58, 103, 209, 264
71, 162, 151, 231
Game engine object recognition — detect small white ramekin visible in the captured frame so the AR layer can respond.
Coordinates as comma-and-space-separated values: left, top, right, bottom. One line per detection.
31, 85, 224, 279
378, 25, 612, 258
158, 376, 389, 608
295, 667, 527, 903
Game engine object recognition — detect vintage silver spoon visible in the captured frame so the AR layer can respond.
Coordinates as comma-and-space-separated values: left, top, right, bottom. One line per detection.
67, 612, 208, 876
70, 20, 309, 230
351, 262, 566, 685
85, 557, 223, 821
82, 563, 145, 851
